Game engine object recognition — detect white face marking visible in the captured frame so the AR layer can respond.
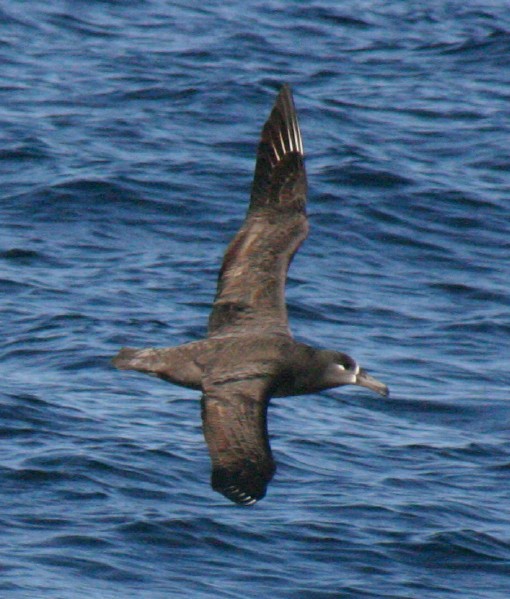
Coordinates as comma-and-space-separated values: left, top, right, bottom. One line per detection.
336, 361, 359, 384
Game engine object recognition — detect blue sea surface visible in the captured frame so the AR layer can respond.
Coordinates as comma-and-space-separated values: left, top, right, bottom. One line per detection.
1, 1, 510, 597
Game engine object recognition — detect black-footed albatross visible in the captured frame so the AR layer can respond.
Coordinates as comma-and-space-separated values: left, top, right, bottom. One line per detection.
113, 85, 388, 506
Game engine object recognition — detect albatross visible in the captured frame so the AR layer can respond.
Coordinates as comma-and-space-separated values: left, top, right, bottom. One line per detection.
113, 85, 388, 506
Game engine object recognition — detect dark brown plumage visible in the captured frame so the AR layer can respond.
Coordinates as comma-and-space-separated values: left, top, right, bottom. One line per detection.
113, 85, 388, 506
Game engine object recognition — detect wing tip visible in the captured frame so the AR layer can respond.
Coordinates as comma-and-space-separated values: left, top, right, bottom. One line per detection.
221, 484, 260, 506
269, 83, 304, 157
250, 84, 307, 211
211, 464, 273, 506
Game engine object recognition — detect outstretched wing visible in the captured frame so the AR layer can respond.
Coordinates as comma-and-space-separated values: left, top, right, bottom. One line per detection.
201, 376, 276, 505
208, 85, 308, 337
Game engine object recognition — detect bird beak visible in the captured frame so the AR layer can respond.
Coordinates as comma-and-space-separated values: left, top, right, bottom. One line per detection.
355, 368, 389, 397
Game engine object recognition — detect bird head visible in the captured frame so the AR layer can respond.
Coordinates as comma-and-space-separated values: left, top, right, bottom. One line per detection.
322, 351, 389, 397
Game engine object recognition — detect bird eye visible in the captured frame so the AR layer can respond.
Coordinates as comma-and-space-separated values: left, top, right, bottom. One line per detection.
338, 361, 355, 371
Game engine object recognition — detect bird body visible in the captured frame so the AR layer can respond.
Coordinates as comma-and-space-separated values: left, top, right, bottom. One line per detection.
113, 85, 388, 506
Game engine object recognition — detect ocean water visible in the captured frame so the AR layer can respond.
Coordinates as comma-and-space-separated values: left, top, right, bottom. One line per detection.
1, 1, 510, 597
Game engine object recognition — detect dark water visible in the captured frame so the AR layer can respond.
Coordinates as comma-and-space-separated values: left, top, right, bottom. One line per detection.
2, 1, 510, 597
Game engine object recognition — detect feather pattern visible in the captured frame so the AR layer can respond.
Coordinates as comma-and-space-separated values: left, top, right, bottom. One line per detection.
201, 376, 276, 505
208, 85, 308, 337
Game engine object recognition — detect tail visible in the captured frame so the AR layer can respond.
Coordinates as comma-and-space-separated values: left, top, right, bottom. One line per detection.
112, 345, 203, 390
112, 346, 177, 377
112, 347, 152, 372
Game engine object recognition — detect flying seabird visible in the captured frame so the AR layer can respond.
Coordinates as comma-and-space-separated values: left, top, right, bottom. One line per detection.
113, 85, 388, 506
